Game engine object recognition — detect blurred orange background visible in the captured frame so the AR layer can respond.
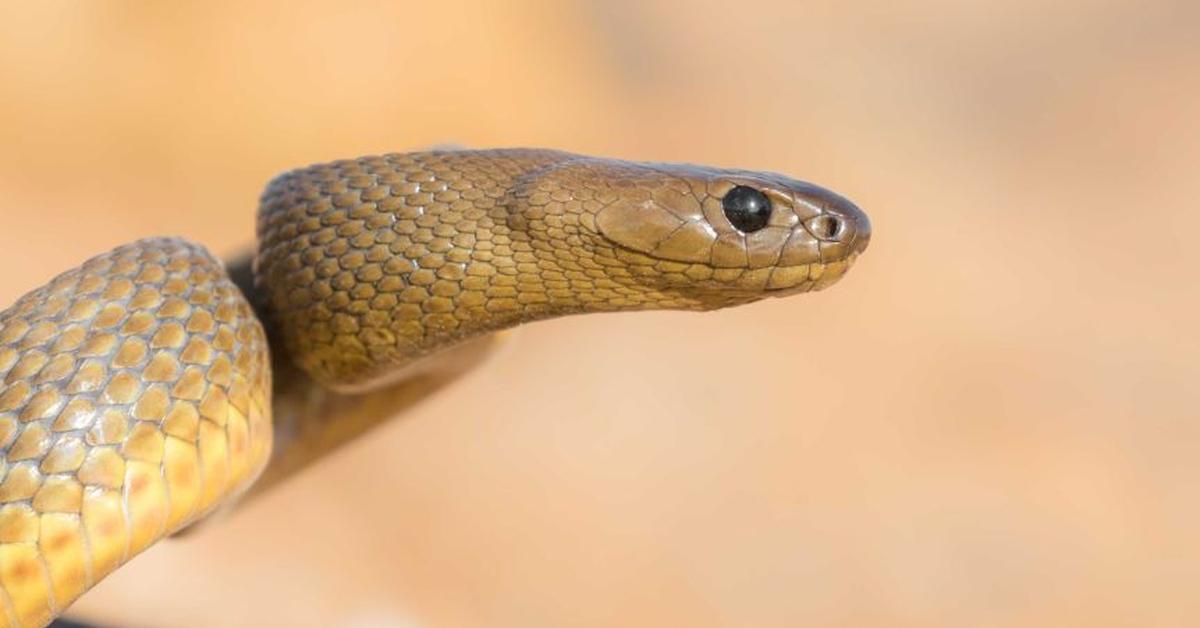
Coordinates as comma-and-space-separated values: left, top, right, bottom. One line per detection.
1, 1, 1198, 627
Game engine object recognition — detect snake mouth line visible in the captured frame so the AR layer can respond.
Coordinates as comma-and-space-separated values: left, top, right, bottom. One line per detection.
761, 252, 861, 293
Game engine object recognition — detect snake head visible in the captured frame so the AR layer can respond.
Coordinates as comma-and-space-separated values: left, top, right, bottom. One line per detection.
517, 157, 871, 309
258, 149, 871, 388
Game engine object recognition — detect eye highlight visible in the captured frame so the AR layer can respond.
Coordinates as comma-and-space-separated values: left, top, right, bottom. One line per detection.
721, 186, 772, 233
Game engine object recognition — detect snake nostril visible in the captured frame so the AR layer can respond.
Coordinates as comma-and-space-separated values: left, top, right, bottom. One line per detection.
822, 216, 841, 239
806, 215, 844, 241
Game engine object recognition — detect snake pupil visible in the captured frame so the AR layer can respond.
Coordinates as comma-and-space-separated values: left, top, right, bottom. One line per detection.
722, 186, 772, 233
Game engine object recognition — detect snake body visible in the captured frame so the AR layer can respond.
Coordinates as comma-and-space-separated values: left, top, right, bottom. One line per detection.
0, 149, 869, 626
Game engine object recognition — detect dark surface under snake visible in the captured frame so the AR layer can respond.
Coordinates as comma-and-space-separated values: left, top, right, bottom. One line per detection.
0, 148, 869, 627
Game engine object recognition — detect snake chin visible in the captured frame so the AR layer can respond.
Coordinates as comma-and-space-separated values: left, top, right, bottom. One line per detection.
761, 252, 863, 296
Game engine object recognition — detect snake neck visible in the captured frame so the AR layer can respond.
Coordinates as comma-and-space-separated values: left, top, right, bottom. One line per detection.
255, 150, 690, 389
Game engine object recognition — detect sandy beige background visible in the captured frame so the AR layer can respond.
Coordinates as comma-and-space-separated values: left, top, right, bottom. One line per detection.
1, 1, 1198, 627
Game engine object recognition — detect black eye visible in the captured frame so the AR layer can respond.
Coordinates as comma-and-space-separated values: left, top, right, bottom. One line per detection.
722, 186, 772, 233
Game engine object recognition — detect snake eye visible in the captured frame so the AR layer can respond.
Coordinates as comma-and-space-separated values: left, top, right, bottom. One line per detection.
722, 186, 772, 233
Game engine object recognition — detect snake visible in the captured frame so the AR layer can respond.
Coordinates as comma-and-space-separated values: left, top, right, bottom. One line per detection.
0, 148, 870, 627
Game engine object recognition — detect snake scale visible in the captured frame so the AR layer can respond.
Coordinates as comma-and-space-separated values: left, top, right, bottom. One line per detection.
0, 148, 869, 626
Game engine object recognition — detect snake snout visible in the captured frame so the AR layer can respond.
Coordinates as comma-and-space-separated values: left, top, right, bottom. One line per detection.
806, 200, 870, 255
840, 202, 871, 254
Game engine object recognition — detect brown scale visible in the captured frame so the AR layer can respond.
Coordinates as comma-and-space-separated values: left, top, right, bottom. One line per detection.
0, 149, 869, 627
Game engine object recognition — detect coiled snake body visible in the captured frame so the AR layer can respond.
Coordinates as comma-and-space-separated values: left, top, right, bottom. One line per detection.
0, 149, 869, 626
